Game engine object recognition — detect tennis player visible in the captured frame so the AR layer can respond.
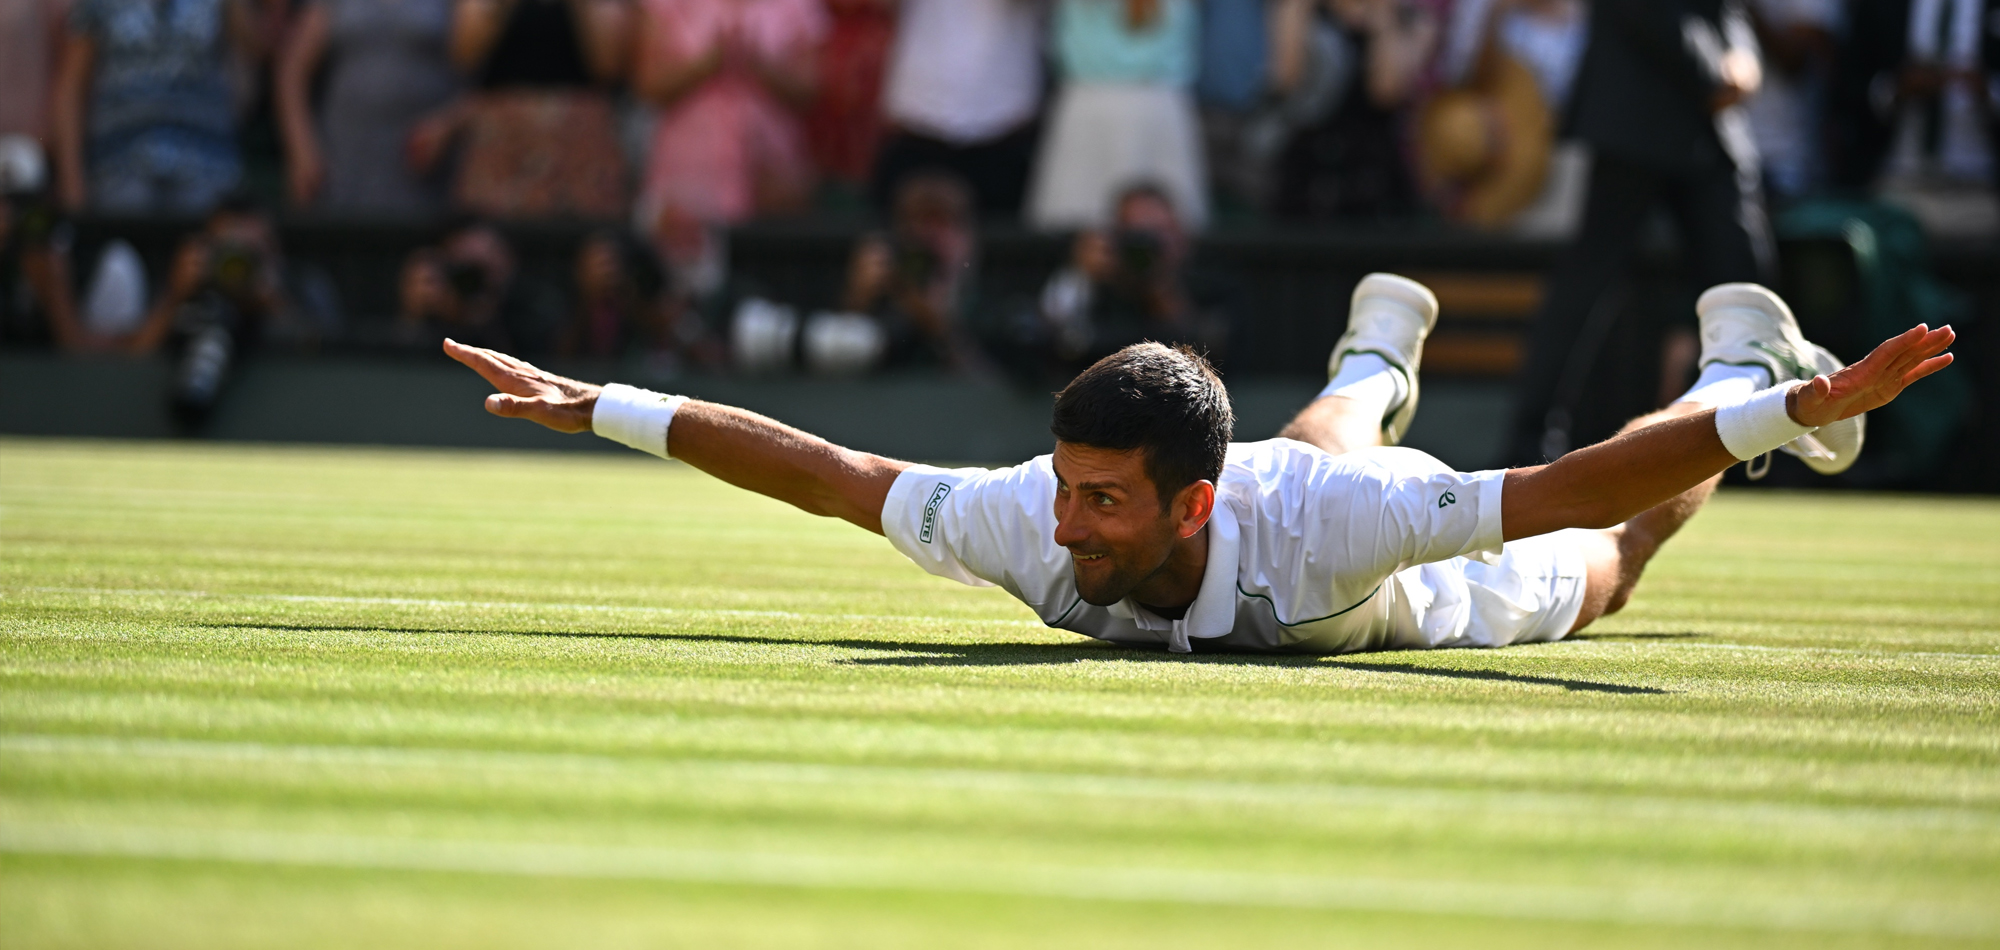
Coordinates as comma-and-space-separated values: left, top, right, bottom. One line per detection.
445, 275, 1953, 654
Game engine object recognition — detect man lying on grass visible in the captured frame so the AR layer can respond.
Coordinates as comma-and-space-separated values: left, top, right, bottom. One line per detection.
446, 276, 1953, 654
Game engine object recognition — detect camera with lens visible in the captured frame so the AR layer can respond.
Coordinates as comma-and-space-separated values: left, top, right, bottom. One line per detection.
207, 240, 264, 300
0, 135, 56, 250
444, 259, 490, 300
4, 192, 58, 249
1113, 229, 1164, 281
891, 235, 940, 290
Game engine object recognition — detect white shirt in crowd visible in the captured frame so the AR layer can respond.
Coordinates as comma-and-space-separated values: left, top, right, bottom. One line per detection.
882, 439, 1545, 654
1746, 0, 1842, 197
882, 0, 1046, 144
1886, 0, 1996, 184
1439, 0, 1588, 112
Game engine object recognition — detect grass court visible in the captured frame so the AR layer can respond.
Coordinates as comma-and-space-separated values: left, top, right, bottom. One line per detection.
2, 436, 1997, 948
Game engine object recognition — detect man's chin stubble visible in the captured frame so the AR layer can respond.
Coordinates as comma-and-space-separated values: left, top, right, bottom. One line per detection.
1071, 569, 1135, 607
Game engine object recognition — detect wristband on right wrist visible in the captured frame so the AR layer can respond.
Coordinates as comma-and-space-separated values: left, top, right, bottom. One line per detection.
1714, 382, 1816, 461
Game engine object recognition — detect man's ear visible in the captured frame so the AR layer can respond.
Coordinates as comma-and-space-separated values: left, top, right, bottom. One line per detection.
1174, 480, 1216, 539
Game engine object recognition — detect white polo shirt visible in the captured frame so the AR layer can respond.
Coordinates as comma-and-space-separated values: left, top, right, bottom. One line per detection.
881, 440, 1513, 654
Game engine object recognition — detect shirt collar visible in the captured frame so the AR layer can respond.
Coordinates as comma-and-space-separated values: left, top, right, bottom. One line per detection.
1107, 503, 1241, 652
1157, 502, 1239, 653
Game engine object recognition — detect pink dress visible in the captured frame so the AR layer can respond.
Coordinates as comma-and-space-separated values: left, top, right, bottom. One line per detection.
639, 0, 827, 225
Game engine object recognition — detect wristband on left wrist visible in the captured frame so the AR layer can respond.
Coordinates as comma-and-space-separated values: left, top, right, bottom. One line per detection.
1715, 382, 1816, 461
590, 383, 687, 459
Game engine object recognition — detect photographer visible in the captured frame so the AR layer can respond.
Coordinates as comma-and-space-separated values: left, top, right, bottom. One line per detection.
1025, 183, 1230, 377
127, 192, 286, 423
0, 136, 84, 351
396, 219, 517, 352
561, 228, 721, 372
836, 172, 985, 373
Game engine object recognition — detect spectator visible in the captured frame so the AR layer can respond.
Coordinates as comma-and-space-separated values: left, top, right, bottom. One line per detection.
561, 231, 654, 358
275, 0, 463, 214
1272, 0, 1441, 220
1196, 0, 1275, 120
0, 137, 85, 350
1201, 0, 1268, 211
645, 205, 736, 371
562, 228, 720, 372
1830, 0, 1998, 232
1439, 0, 1587, 110
397, 218, 516, 350
1009, 183, 1230, 378
231, 0, 291, 207
52, 0, 262, 213
870, 0, 1047, 219
1421, 0, 1587, 228
833, 171, 983, 372
1503, 0, 1772, 465
804, 0, 894, 200
1745, 0, 1839, 201
445, 0, 631, 219
1, 0, 71, 147
632, 0, 825, 228
127, 192, 288, 422
1195, 0, 1319, 215
1029, 0, 1208, 231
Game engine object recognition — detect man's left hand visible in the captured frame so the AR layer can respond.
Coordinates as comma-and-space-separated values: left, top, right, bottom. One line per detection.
445, 339, 600, 433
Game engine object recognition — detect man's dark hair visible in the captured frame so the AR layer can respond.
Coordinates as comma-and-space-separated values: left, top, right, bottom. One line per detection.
1051, 343, 1233, 509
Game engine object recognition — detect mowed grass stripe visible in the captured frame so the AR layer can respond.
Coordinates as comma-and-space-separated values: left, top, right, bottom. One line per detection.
1, 821, 1990, 939
8, 732, 1998, 833
10, 585, 2000, 657
4, 438, 1998, 948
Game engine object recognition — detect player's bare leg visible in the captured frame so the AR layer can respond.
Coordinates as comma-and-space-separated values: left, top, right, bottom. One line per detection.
1278, 395, 1389, 455
1283, 274, 1439, 455
1566, 283, 1860, 633
1564, 402, 1721, 632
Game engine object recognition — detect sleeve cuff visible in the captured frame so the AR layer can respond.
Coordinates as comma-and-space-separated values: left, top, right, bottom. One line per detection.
1466, 469, 1507, 565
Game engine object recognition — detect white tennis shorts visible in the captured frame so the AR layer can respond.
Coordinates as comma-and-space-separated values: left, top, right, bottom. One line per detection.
1457, 527, 1595, 647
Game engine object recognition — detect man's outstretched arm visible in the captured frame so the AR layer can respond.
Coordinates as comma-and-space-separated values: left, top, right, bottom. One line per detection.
1501, 324, 1956, 541
445, 339, 909, 534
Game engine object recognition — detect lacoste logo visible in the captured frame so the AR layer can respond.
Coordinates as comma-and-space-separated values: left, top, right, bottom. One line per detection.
920, 484, 950, 543
1438, 491, 1457, 509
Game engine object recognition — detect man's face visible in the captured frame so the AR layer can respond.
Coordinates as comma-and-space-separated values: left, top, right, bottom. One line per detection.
1051, 442, 1184, 606
1115, 193, 1180, 238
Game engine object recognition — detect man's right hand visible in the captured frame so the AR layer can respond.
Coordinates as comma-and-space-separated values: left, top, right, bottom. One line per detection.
445, 339, 600, 433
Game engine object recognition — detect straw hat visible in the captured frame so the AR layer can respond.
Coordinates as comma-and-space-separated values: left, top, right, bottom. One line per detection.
1417, 53, 1553, 229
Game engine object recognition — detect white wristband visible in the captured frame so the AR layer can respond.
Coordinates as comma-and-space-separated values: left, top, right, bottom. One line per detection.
1714, 382, 1815, 461
591, 383, 687, 459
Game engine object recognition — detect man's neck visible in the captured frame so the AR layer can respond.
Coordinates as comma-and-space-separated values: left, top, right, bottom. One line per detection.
1131, 524, 1209, 620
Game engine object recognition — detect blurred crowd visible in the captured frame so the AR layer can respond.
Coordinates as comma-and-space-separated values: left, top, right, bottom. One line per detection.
2, 0, 1997, 405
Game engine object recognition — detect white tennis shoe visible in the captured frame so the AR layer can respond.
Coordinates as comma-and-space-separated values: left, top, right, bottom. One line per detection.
1330, 273, 1439, 446
1695, 283, 1864, 475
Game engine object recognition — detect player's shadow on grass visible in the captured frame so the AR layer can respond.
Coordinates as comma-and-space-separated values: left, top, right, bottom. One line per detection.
1316, 661, 1670, 694
209, 622, 1670, 696
857, 646, 1671, 694
1568, 631, 1708, 641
